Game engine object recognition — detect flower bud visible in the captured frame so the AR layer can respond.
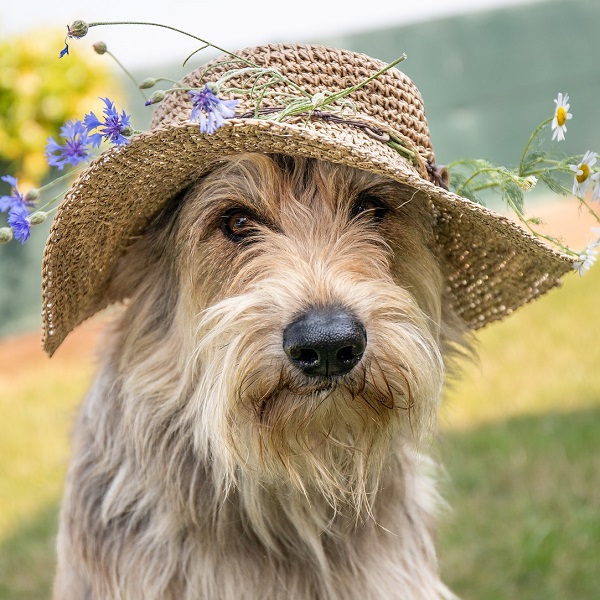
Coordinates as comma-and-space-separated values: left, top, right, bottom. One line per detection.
0, 227, 13, 244
29, 211, 47, 225
144, 90, 166, 106
25, 188, 40, 202
311, 92, 326, 107
205, 82, 220, 94
520, 175, 538, 191
139, 78, 158, 90
68, 20, 89, 39
93, 41, 108, 55
120, 125, 134, 137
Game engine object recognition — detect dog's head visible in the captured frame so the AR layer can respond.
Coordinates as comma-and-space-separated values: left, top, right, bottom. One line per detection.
108, 153, 470, 512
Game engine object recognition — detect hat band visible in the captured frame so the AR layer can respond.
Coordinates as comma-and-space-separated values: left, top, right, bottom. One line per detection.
236, 106, 447, 189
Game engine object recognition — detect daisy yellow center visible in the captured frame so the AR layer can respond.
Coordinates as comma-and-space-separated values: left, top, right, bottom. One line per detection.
577, 163, 590, 183
557, 106, 567, 126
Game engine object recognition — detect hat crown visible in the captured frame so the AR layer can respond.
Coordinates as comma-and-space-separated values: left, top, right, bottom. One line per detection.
150, 43, 435, 164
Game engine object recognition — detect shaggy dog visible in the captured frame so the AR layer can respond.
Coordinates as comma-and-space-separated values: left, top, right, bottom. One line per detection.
53, 153, 471, 599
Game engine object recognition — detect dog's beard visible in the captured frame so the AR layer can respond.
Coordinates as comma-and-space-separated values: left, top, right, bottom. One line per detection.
188, 277, 445, 525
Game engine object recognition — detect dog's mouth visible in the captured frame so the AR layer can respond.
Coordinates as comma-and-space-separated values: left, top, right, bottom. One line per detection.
252, 361, 414, 426
256, 378, 337, 419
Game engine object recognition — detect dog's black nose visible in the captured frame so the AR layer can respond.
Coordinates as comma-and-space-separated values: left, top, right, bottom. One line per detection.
283, 308, 367, 377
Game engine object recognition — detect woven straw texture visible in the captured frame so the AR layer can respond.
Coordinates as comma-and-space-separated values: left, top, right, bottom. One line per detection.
41, 43, 574, 355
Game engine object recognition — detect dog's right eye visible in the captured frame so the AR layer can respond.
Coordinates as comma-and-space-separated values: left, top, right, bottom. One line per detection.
221, 210, 260, 242
351, 193, 389, 223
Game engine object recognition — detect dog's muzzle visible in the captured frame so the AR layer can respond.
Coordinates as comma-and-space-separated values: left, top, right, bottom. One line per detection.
283, 307, 367, 377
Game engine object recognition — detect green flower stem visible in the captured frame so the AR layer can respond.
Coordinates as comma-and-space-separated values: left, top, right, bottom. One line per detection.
505, 194, 577, 256
182, 44, 210, 67
454, 167, 503, 196
153, 78, 181, 86
470, 181, 503, 193
226, 68, 310, 99
29, 164, 87, 197
445, 159, 467, 169
35, 189, 76, 213
23, 164, 90, 213
214, 67, 309, 99
87, 21, 262, 69
106, 51, 147, 101
523, 166, 562, 176
387, 140, 416, 162
518, 116, 552, 176
578, 196, 600, 224
87, 21, 311, 101
521, 160, 578, 177
322, 54, 407, 106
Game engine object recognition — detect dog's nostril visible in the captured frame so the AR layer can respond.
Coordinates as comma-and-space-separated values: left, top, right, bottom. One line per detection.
283, 308, 367, 377
337, 345, 361, 364
292, 347, 320, 367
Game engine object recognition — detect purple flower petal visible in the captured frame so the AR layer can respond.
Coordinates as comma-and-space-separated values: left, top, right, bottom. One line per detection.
7, 204, 31, 244
84, 98, 132, 147
45, 119, 92, 169
1, 175, 18, 188
0, 175, 26, 213
189, 86, 238, 134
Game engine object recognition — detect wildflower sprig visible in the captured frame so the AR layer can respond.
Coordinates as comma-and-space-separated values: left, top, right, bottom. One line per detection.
62, 20, 410, 159
0, 170, 86, 243
447, 92, 600, 272
1, 96, 135, 244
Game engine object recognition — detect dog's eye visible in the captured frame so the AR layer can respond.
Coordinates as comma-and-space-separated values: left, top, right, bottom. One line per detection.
221, 210, 260, 242
351, 193, 388, 223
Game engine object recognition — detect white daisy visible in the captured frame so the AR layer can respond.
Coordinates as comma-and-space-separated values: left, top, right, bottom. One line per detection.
551, 92, 572, 141
574, 246, 598, 276
570, 151, 598, 197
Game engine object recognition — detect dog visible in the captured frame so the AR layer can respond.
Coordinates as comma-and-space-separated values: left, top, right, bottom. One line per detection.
52, 152, 471, 599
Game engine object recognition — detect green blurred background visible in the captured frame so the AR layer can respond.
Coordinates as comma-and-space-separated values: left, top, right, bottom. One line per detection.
1, 1, 599, 598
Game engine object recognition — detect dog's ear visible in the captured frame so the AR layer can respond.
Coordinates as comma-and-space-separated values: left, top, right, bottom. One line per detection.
438, 166, 449, 189
101, 188, 188, 305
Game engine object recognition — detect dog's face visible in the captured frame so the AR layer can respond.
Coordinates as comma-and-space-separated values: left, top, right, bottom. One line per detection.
110, 153, 467, 514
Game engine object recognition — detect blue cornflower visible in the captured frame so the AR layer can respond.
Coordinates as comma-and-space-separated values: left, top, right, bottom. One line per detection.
84, 98, 132, 147
189, 86, 238, 134
45, 120, 92, 170
7, 204, 31, 244
0, 175, 32, 212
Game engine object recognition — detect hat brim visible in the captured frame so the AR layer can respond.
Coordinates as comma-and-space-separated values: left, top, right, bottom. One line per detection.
41, 116, 574, 355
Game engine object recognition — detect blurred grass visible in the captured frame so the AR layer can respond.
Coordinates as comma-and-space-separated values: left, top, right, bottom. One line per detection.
438, 407, 600, 599
0, 320, 103, 599
0, 266, 599, 599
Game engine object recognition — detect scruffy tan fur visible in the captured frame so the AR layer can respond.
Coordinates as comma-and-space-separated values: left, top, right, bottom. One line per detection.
53, 154, 471, 599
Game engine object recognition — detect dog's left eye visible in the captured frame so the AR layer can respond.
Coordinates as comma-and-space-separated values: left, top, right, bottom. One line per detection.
351, 193, 389, 223
221, 209, 260, 242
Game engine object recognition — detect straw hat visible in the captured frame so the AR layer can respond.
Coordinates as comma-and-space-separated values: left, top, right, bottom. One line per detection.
41, 43, 574, 356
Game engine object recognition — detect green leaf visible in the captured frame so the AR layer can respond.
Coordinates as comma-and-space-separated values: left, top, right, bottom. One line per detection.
521, 150, 549, 173
527, 216, 545, 225
447, 171, 485, 205
539, 171, 569, 196
504, 182, 524, 213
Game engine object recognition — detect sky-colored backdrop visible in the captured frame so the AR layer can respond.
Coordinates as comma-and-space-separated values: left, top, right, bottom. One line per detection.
1, 0, 542, 68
